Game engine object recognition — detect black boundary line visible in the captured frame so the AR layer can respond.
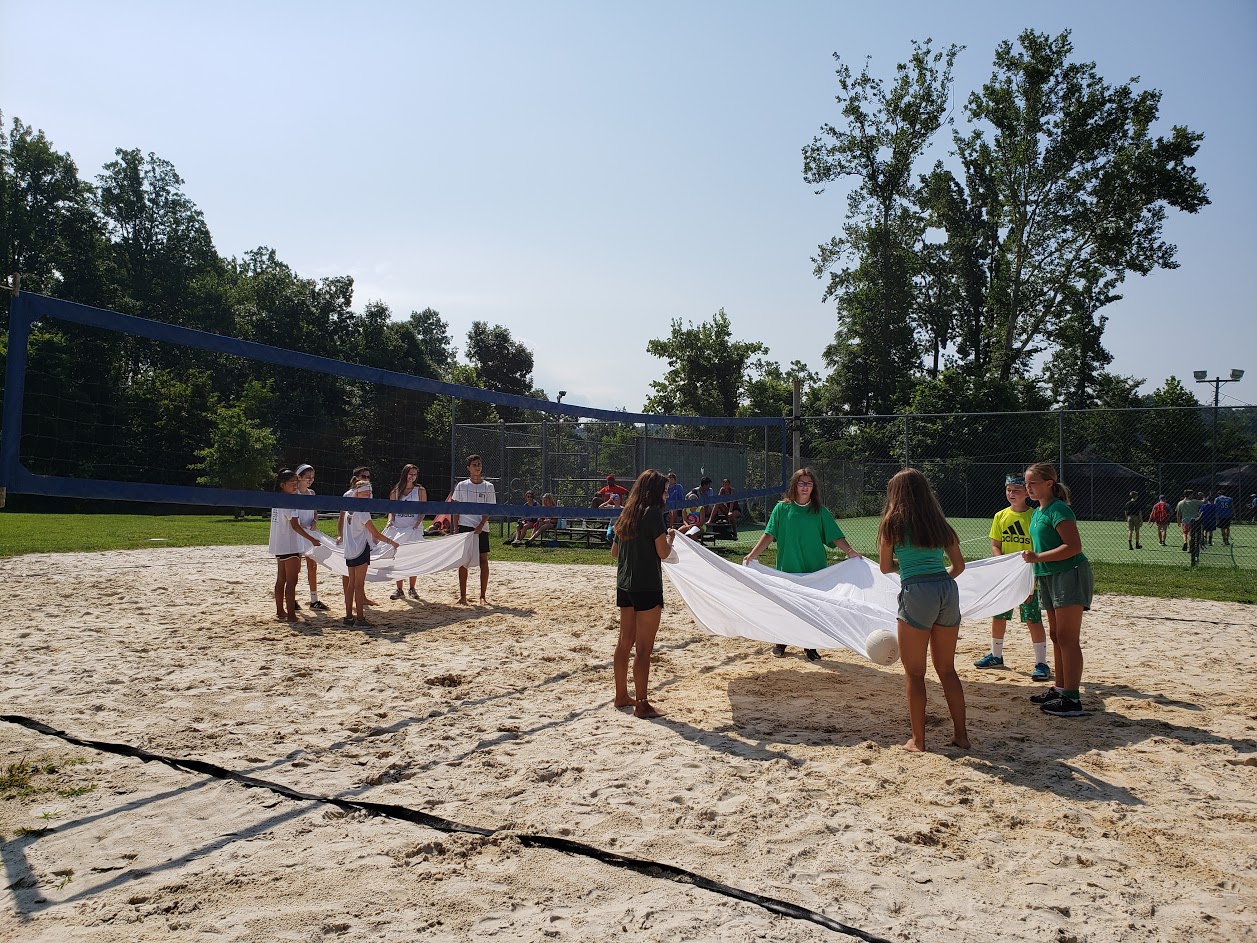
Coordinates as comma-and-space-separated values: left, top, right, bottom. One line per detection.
2, 714, 893, 943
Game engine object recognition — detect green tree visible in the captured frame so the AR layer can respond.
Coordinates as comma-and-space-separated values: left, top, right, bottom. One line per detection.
928, 29, 1209, 394
0, 115, 109, 306
96, 148, 221, 323
464, 321, 535, 423
644, 309, 767, 438
803, 39, 960, 415
190, 382, 279, 515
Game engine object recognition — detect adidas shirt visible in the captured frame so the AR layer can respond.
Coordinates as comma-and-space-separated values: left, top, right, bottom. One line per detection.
989, 506, 1034, 555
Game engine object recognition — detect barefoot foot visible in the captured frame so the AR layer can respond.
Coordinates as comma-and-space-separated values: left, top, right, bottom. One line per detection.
635, 701, 665, 719
901, 739, 925, 752
950, 735, 971, 749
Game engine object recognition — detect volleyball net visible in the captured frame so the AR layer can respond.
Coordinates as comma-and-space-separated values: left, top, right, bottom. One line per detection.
0, 292, 790, 523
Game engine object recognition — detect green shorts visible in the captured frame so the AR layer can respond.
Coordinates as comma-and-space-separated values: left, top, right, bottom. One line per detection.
1037, 562, 1094, 612
995, 589, 1042, 625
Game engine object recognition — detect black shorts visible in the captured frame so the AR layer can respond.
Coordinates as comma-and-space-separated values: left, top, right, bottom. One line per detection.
275, 552, 302, 561
617, 589, 664, 611
345, 547, 372, 568
459, 526, 491, 556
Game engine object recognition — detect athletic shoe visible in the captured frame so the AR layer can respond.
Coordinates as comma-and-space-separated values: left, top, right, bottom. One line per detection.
771, 644, 787, 658
804, 649, 822, 662
389, 589, 404, 600
1030, 662, 1052, 682
408, 587, 420, 599
974, 653, 1005, 669
309, 600, 331, 611
1029, 686, 1061, 704
1040, 696, 1085, 717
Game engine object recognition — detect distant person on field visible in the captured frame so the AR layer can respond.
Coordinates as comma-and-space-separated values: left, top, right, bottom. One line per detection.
452, 454, 496, 605
1198, 495, 1218, 546
664, 472, 686, 526
1123, 491, 1144, 550
595, 475, 629, 508
524, 493, 558, 545
1215, 493, 1234, 545
975, 475, 1049, 682
1175, 489, 1203, 552
1148, 495, 1171, 546
511, 490, 541, 546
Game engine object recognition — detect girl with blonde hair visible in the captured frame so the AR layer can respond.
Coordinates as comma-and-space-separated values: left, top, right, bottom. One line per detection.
1021, 463, 1092, 717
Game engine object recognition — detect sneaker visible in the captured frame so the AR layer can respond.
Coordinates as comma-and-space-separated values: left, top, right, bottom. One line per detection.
309, 599, 331, 611
408, 587, 420, 599
1040, 696, 1085, 717
974, 652, 1005, 669
1030, 662, 1052, 682
1029, 686, 1061, 704
804, 648, 822, 662
771, 644, 787, 658
389, 589, 404, 600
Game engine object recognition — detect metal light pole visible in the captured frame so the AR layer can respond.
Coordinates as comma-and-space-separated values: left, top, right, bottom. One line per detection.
1194, 369, 1245, 496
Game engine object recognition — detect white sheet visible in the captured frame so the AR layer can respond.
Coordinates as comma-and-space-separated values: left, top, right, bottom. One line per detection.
306, 532, 478, 582
662, 538, 1034, 663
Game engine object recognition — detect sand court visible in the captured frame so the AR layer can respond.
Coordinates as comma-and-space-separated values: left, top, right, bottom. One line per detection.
1, 546, 1254, 942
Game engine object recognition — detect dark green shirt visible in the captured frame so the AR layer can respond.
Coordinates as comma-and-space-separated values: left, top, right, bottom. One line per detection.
615, 506, 667, 593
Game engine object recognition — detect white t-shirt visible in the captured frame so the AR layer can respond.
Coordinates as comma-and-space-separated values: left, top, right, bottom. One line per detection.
296, 489, 318, 529
452, 478, 496, 529
393, 486, 422, 524
268, 507, 306, 555
340, 488, 374, 558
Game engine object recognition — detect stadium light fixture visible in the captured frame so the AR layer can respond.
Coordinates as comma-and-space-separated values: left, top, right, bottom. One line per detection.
1194, 368, 1246, 497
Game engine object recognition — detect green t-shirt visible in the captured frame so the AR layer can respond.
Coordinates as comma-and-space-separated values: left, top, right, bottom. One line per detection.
765, 501, 844, 574
893, 541, 949, 579
614, 506, 667, 593
989, 506, 1034, 555
1030, 499, 1088, 576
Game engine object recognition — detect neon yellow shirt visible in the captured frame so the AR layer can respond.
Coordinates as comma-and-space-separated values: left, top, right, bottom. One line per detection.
989, 506, 1034, 555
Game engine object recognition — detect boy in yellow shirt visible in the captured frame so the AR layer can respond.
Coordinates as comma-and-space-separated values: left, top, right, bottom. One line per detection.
975, 475, 1050, 681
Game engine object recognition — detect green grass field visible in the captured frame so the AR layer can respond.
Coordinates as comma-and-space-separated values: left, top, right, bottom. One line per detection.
1, 512, 1254, 604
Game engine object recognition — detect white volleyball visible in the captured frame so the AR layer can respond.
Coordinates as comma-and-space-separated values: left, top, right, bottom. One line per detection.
865, 629, 899, 666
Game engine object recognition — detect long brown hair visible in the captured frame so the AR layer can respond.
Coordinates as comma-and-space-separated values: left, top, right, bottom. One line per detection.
878, 468, 956, 549
784, 467, 822, 511
614, 470, 667, 542
1025, 462, 1072, 505
391, 463, 420, 500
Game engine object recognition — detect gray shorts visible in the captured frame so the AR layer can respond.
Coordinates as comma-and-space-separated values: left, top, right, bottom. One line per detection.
898, 573, 961, 631
1037, 561, 1094, 612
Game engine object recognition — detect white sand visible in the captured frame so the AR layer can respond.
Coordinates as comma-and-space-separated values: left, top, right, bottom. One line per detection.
1, 546, 1254, 942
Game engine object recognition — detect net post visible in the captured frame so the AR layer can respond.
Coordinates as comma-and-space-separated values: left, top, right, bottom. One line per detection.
0, 291, 32, 496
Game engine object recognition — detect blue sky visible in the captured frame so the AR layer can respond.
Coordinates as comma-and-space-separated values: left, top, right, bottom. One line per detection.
3, 0, 1254, 412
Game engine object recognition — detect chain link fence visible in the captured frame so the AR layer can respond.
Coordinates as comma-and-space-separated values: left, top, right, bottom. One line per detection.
452, 420, 788, 540
801, 406, 1257, 569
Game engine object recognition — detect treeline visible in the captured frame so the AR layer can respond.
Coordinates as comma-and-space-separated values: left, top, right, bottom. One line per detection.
0, 117, 551, 504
